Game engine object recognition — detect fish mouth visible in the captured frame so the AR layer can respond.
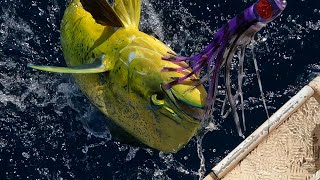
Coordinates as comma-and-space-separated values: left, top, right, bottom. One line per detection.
161, 86, 204, 121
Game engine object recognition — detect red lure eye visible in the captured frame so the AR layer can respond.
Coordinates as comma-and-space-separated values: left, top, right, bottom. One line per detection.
256, 0, 274, 19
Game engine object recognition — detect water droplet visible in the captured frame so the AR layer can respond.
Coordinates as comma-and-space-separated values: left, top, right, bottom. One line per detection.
22, 152, 30, 159
82, 146, 88, 153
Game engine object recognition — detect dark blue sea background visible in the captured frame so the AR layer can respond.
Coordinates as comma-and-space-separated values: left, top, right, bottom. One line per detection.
1, 0, 319, 179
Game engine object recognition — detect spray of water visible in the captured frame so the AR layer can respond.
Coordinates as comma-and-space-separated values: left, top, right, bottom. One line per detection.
1, 0, 320, 179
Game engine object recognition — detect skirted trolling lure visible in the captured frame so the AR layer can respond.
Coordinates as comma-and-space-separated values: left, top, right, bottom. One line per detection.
163, 0, 287, 137
29, 0, 286, 152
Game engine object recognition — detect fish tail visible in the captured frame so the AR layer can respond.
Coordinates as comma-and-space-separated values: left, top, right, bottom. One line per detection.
113, 0, 141, 28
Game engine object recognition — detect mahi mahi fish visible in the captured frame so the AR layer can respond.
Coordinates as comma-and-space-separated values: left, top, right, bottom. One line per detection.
30, 0, 207, 153
29, 0, 287, 153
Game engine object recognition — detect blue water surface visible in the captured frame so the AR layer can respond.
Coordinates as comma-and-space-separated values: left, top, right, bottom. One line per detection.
0, 0, 319, 179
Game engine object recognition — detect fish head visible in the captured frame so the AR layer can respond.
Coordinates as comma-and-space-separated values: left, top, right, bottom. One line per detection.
124, 58, 207, 152
115, 35, 207, 152
120, 36, 208, 125
128, 54, 207, 125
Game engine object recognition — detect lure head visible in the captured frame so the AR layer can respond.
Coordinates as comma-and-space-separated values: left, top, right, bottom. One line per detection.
254, 0, 287, 23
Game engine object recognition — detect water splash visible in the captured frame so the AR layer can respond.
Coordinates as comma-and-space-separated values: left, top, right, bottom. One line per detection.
1, 0, 319, 179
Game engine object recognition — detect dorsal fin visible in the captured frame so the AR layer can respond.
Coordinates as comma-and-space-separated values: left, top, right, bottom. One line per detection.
80, 0, 124, 27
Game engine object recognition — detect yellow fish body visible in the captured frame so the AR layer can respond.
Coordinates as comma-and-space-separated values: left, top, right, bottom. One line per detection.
30, 0, 207, 153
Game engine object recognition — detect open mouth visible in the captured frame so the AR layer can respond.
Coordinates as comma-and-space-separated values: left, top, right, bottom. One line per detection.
161, 86, 204, 121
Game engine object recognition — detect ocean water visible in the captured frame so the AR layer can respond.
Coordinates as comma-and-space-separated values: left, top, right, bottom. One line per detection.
0, 0, 319, 179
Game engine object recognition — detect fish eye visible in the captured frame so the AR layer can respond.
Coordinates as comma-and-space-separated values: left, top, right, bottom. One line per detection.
150, 93, 178, 116
150, 93, 165, 106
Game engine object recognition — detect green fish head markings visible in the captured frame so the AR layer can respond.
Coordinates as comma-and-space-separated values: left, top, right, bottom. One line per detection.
115, 37, 207, 152
134, 71, 207, 152
119, 37, 207, 123
117, 33, 207, 123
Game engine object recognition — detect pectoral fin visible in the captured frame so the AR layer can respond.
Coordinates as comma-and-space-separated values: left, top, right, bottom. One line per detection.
28, 55, 109, 74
